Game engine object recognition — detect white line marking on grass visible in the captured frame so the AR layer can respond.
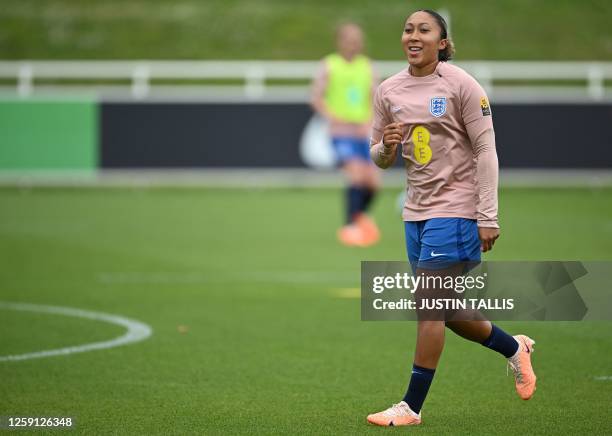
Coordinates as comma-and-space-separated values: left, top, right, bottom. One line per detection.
594, 376, 612, 381
0, 302, 152, 362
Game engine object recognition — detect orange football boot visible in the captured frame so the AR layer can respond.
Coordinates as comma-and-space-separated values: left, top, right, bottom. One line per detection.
354, 213, 380, 246
337, 224, 366, 247
508, 334, 537, 400
367, 401, 421, 426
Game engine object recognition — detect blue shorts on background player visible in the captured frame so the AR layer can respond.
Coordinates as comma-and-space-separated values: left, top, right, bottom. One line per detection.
332, 137, 371, 164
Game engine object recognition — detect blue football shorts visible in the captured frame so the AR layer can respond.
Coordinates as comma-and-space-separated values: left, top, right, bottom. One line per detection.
332, 136, 371, 164
404, 218, 481, 270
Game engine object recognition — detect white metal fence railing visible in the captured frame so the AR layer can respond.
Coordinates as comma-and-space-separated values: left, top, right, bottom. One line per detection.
0, 60, 611, 101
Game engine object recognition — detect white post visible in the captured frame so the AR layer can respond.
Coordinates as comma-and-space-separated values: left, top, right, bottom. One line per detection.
244, 65, 265, 99
17, 63, 33, 97
587, 64, 604, 101
132, 64, 150, 99
438, 8, 451, 36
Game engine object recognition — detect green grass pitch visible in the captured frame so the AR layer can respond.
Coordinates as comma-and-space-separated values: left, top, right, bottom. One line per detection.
1, 186, 611, 434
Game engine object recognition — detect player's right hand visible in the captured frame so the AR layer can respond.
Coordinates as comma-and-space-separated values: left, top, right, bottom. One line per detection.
383, 122, 404, 151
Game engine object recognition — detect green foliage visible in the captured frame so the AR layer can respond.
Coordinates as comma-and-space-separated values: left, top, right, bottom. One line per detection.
1, 0, 611, 60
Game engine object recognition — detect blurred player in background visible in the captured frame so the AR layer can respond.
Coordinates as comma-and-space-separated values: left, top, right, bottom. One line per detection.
311, 22, 380, 247
366, 10, 537, 426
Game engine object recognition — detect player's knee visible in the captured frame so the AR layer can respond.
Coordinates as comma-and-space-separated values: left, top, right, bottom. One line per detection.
344, 162, 367, 185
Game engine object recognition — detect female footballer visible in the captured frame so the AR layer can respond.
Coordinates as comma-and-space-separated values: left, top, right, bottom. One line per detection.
311, 22, 381, 247
366, 10, 537, 426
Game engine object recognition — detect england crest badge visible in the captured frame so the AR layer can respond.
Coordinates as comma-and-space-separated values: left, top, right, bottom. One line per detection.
429, 97, 447, 117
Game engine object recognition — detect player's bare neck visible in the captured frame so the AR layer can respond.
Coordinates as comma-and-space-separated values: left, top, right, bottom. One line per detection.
340, 52, 358, 62
410, 60, 439, 77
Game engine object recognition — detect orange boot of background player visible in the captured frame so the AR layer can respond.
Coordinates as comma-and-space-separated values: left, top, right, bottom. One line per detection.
337, 214, 380, 247
337, 224, 366, 247
355, 213, 380, 246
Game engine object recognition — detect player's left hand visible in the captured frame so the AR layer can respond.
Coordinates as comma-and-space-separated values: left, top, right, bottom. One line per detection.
478, 227, 500, 252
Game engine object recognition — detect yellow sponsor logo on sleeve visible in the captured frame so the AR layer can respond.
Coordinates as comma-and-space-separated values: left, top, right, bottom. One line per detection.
412, 125, 432, 165
480, 97, 491, 116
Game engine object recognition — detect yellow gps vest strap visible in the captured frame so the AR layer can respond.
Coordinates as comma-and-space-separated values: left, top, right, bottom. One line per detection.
324, 53, 373, 123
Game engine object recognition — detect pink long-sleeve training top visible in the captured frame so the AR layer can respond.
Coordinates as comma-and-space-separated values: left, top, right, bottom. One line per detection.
371, 61, 499, 228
